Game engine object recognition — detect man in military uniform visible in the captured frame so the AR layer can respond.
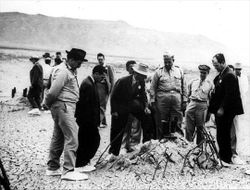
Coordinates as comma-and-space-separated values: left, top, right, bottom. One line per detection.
150, 52, 187, 139
185, 65, 213, 144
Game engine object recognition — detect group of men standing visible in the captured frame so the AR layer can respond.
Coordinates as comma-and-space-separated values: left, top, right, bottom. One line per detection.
27, 48, 248, 181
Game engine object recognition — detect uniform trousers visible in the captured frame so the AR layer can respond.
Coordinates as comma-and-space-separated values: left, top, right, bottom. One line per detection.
185, 100, 207, 144
156, 92, 183, 137
47, 101, 79, 175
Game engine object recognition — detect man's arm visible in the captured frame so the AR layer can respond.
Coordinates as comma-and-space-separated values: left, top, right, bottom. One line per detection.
44, 68, 67, 107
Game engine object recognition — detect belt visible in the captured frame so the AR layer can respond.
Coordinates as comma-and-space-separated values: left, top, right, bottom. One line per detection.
158, 89, 180, 94
191, 99, 207, 103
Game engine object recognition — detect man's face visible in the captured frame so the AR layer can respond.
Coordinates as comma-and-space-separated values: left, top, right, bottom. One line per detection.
68, 59, 83, 70
200, 70, 208, 81
97, 56, 105, 66
93, 72, 105, 82
235, 69, 241, 77
126, 64, 135, 74
134, 72, 147, 83
163, 56, 173, 70
212, 57, 223, 72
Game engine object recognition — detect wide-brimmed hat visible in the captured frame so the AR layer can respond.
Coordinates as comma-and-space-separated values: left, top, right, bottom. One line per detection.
234, 62, 242, 69
29, 56, 40, 62
43, 52, 52, 59
66, 48, 88, 62
133, 63, 149, 76
198, 64, 210, 72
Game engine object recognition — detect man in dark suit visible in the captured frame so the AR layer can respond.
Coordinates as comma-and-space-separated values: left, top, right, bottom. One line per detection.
75, 65, 106, 173
209, 53, 244, 165
106, 63, 154, 159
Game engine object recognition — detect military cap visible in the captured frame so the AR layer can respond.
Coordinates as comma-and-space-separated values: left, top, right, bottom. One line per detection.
234, 62, 242, 70
198, 64, 210, 72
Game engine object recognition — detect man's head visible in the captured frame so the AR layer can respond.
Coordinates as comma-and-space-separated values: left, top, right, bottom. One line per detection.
66, 48, 88, 70
163, 51, 174, 71
92, 65, 107, 82
228, 64, 235, 71
43, 52, 52, 65
212, 53, 226, 72
56, 52, 62, 58
234, 62, 242, 77
97, 53, 105, 66
126, 60, 136, 74
132, 63, 149, 82
198, 64, 210, 81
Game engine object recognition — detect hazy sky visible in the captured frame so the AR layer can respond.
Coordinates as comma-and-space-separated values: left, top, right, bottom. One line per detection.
0, 0, 249, 64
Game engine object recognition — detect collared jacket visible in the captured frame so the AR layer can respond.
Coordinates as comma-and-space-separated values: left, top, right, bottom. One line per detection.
110, 75, 147, 115
44, 62, 79, 108
208, 66, 244, 115
75, 76, 100, 128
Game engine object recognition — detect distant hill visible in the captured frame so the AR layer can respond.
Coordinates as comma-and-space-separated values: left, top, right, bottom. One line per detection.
0, 12, 236, 68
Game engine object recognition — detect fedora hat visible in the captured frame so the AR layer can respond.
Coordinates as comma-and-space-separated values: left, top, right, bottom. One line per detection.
133, 63, 149, 76
66, 48, 88, 62
43, 52, 52, 59
29, 56, 40, 62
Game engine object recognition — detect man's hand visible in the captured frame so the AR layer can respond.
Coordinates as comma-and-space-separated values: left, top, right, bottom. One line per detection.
144, 107, 151, 115
111, 112, 119, 118
216, 107, 224, 117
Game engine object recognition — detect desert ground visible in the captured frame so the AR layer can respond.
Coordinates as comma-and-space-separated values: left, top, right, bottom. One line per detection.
1, 48, 250, 189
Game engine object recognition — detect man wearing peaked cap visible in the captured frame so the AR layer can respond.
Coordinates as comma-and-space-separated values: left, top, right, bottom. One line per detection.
198, 64, 210, 72
44, 48, 88, 181
105, 62, 155, 159
185, 64, 213, 145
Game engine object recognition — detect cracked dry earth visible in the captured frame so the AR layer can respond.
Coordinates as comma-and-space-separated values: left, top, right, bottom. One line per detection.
1, 101, 250, 190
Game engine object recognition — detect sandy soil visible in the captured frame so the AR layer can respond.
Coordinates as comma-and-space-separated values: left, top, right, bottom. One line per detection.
1, 102, 250, 190
1, 48, 250, 189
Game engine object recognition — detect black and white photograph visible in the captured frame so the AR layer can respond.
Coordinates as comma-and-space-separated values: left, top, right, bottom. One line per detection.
0, 0, 250, 189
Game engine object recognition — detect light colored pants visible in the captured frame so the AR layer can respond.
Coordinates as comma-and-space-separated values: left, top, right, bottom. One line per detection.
185, 100, 207, 144
156, 92, 183, 137
47, 101, 79, 174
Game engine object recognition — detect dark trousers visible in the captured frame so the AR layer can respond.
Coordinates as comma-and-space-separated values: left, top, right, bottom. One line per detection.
215, 112, 235, 163
27, 86, 42, 109
109, 111, 154, 156
75, 121, 100, 167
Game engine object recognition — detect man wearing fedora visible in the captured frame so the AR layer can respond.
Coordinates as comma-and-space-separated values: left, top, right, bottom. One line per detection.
106, 63, 154, 159
44, 48, 89, 181
27, 56, 43, 115
150, 52, 187, 139
185, 65, 213, 144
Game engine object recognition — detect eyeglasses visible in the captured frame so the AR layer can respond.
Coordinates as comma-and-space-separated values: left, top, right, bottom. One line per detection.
200, 71, 207, 74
